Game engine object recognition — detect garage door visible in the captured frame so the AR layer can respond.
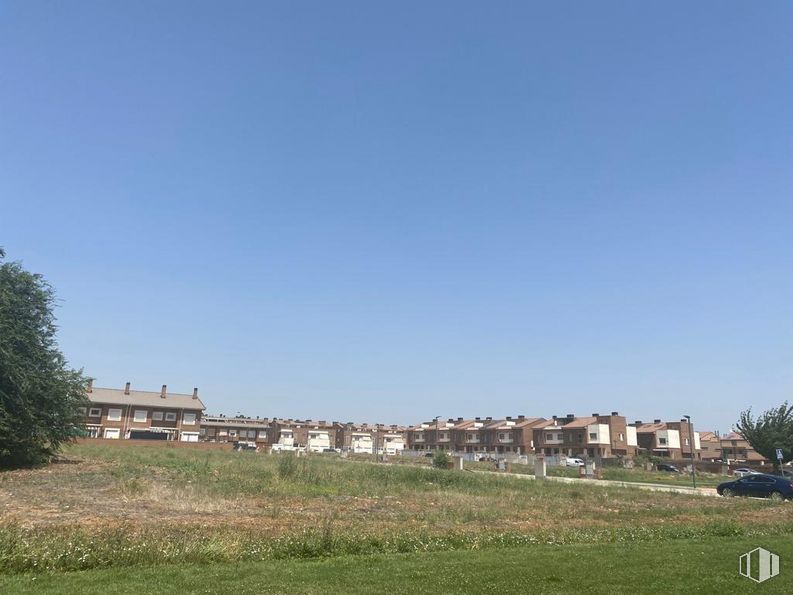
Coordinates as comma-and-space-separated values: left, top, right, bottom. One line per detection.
180, 432, 199, 442
104, 428, 120, 440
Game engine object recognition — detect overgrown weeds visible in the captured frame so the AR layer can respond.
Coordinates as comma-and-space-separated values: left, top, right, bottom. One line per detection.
1, 520, 788, 574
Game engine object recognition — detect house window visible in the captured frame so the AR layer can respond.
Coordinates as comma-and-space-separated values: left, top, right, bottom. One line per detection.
659, 437, 667, 445
259, 431, 268, 440
684, 438, 690, 446
589, 432, 597, 440
619, 433, 624, 441
545, 433, 553, 441
133, 410, 147, 423
165, 412, 177, 422
88, 407, 102, 418
107, 408, 122, 422
229, 430, 238, 437
152, 411, 163, 421
183, 413, 197, 425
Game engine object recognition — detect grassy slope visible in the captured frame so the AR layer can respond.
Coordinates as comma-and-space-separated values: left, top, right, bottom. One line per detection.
2, 444, 792, 577
2, 535, 791, 594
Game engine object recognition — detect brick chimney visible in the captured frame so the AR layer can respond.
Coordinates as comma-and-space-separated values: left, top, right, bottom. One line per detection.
161, 385, 167, 399
192, 387, 198, 399
124, 382, 131, 395
611, 411, 619, 416
654, 419, 661, 424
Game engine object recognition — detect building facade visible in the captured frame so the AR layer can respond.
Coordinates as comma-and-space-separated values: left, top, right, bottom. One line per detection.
81, 381, 205, 442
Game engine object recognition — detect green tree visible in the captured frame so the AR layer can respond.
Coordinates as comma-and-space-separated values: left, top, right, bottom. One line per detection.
736, 402, 793, 472
0, 248, 88, 468
432, 449, 450, 469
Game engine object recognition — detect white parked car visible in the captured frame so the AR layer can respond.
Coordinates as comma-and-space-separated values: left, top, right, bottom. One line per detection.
733, 467, 760, 477
566, 457, 585, 467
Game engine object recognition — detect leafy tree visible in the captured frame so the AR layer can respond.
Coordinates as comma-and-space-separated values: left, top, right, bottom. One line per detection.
0, 248, 88, 468
432, 449, 450, 469
736, 402, 793, 472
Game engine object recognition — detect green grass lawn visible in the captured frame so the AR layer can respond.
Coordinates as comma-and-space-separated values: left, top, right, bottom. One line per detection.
2, 535, 790, 594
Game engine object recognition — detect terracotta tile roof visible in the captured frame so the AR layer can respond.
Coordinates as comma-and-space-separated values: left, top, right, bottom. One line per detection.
636, 422, 667, 433
560, 416, 597, 429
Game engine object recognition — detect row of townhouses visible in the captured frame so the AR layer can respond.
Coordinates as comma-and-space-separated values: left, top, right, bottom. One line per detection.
78, 382, 769, 463
407, 413, 698, 459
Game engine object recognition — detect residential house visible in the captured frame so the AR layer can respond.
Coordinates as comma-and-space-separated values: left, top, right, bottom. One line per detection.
633, 419, 701, 459
81, 381, 204, 442
452, 417, 493, 453
200, 415, 272, 448
407, 418, 457, 451
381, 425, 407, 455
534, 413, 637, 458
482, 416, 547, 455
720, 431, 769, 465
698, 431, 722, 461
272, 419, 340, 452
337, 423, 376, 453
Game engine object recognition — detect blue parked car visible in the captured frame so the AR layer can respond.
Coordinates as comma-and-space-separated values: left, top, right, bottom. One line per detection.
717, 473, 793, 501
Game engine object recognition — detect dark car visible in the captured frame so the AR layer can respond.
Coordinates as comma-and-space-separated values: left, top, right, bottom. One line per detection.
657, 463, 680, 473
717, 474, 793, 501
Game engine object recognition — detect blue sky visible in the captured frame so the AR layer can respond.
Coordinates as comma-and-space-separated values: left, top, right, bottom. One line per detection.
2, 2, 792, 431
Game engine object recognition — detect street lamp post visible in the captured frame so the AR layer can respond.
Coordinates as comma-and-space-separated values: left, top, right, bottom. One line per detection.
433, 415, 441, 454
683, 415, 696, 489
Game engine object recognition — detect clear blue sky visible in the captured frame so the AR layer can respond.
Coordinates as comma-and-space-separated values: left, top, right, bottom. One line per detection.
2, 2, 792, 431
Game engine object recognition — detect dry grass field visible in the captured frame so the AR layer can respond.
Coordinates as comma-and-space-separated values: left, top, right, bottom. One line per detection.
1, 442, 791, 580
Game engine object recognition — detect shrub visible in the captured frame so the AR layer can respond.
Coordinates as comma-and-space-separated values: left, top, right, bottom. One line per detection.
432, 450, 450, 469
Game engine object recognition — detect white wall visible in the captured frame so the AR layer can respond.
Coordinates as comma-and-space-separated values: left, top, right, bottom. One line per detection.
586, 424, 610, 445
351, 434, 374, 454
658, 429, 681, 449
308, 431, 331, 452
626, 426, 638, 447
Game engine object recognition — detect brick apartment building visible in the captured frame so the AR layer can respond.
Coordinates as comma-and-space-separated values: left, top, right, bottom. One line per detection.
720, 431, 769, 465
632, 419, 701, 459
199, 415, 272, 448
81, 381, 205, 442
269, 419, 341, 452
532, 413, 638, 458
336, 423, 407, 454
407, 416, 547, 455
698, 431, 722, 461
